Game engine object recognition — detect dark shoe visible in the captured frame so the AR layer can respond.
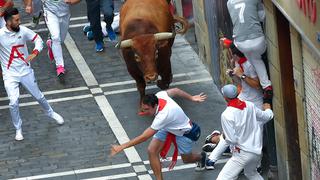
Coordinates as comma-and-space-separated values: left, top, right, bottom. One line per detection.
95, 41, 104, 52
202, 143, 217, 152
106, 27, 116, 41
195, 151, 206, 171
83, 25, 92, 35
205, 159, 215, 170
86, 31, 94, 41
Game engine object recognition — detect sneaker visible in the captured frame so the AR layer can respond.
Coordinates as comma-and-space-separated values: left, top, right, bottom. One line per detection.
195, 151, 206, 171
86, 31, 94, 41
56, 65, 65, 76
263, 85, 273, 104
202, 143, 217, 152
56, 66, 65, 83
205, 130, 221, 144
83, 25, 92, 35
15, 129, 24, 141
49, 112, 64, 125
205, 159, 215, 170
106, 26, 116, 41
31, 12, 41, 28
95, 41, 104, 52
46, 39, 54, 62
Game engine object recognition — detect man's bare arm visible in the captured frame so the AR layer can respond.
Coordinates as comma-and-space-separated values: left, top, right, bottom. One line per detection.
166, 88, 207, 102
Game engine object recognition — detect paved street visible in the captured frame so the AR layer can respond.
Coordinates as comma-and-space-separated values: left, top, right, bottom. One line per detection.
0, 1, 231, 179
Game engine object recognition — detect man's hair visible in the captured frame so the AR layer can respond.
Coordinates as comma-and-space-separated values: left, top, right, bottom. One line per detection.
142, 94, 158, 108
230, 45, 245, 58
4, 7, 19, 22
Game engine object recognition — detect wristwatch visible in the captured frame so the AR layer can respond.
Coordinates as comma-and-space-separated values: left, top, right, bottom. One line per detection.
240, 74, 247, 80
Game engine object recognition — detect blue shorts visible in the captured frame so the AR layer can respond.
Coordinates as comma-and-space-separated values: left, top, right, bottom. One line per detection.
153, 129, 193, 155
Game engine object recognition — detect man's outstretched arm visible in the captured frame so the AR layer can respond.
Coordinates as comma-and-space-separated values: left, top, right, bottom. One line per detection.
110, 127, 157, 157
166, 88, 207, 102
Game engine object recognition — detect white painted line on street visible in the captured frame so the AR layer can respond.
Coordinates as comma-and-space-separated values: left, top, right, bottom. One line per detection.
21, 15, 91, 27
148, 158, 230, 174
0, 78, 211, 109
74, 163, 131, 174
9, 163, 132, 180
104, 78, 212, 95
0, 86, 89, 102
99, 71, 207, 88
65, 32, 149, 171
138, 174, 153, 180
82, 172, 137, 180
94, 95, 142, 163
0, 94, 93, 110
65, 33, 98, 86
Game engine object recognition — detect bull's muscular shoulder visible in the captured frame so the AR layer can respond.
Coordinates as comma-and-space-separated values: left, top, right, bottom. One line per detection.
120, 0, 173, 36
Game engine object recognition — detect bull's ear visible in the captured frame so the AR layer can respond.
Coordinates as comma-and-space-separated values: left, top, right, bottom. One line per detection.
156, 40, 168, 49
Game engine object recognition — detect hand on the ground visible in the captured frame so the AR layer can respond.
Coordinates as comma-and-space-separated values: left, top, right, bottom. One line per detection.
109, 144, 123, 157
191, 92, 207, 102
26, 53, 37, 62
233, 67, 243, 78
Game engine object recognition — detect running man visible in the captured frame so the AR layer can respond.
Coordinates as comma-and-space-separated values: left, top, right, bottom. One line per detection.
0, 7, 64, 141
42, 0, 80, 82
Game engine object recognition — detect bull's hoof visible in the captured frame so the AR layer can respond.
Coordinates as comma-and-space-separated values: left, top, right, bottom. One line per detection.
157, 80, 170, 90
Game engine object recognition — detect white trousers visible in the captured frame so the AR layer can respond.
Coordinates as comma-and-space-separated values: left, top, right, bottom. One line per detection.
216, 150, 263, 180
44, 9, 70, 67
208, 135, 229, 162
4, 70, 53, 130
32, 0, 43, 16
234, 36, 271, 89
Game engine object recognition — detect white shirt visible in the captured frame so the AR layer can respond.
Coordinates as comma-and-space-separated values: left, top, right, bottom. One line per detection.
151, 91, 192, 136
0, 26, 43, 78
236, 59, 263, 109
221, 99, 273, 155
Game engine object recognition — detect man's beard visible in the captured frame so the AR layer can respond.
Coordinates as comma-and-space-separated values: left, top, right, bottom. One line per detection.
11, 26, 20, 32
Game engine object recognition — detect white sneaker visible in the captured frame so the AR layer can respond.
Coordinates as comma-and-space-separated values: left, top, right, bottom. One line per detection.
49, 112, 64, 125
15, 129, 24, 141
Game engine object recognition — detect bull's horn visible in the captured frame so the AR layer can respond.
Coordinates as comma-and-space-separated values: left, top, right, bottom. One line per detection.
120, 39, 133, 48
154, 32, 174, 40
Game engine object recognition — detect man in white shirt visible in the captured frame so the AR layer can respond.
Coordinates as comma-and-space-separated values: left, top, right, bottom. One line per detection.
41, 0, 80, 82
0, 7, 64, 141
110, 88, 207, 180
205, 45, 264, 170
216, 84, 273, 180
226, 0, 273, 102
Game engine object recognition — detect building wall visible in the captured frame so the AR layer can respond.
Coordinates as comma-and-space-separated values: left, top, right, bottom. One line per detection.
265, 0, 320, 179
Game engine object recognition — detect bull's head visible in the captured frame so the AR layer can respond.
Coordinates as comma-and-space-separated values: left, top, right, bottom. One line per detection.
119, 32, 173, 83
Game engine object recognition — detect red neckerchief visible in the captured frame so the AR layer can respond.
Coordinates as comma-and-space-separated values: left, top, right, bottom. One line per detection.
237, 57, 247, 72
227, 98, 246, 110
158, 98, 178, 170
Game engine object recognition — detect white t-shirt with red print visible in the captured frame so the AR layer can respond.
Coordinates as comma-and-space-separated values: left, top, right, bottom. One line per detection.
0, 26, 43, 78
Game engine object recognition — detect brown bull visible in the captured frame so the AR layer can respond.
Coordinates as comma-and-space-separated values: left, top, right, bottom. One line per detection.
118, 0, 188, 109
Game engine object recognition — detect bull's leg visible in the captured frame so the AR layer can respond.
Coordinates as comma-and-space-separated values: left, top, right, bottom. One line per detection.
136, 79, 146, 111
157, 52, 173, 90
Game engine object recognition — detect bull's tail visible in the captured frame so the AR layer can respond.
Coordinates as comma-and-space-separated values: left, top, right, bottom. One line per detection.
173, 15, 189, 34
